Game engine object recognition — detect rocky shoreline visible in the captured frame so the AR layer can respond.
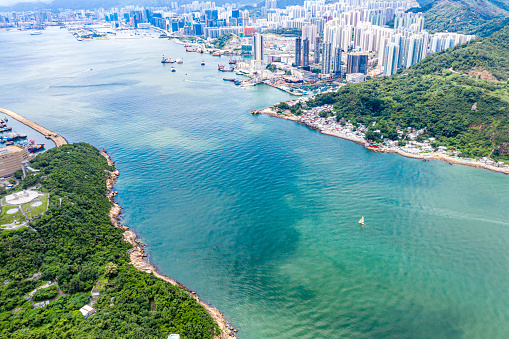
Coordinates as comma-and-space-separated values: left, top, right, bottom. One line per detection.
254, 107, 509, 175
101, 150, 237, 339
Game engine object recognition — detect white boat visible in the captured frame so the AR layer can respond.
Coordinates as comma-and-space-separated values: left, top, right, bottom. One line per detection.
30, 31, 42, 35
359, 216, 364, 225
176, 58, 183, 64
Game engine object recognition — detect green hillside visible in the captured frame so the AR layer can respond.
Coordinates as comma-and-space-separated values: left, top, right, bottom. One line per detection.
0, 143, 220, 338
306, 26, 509, 161
409, 0, 509, 36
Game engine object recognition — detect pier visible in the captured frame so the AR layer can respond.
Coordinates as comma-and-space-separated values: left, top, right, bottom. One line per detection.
0, 108, 68, 147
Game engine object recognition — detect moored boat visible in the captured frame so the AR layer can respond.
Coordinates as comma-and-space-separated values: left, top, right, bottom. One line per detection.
1, 132, 26, 142
201, 60, 205, 66
176, 58, 183, 64
171, 66, 176, 72
223, 78, 235, 82
28, 144, 45, 153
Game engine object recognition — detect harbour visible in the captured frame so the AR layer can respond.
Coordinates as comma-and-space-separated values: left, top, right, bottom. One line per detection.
0, 108, 67, 147
1, 27, 509, 338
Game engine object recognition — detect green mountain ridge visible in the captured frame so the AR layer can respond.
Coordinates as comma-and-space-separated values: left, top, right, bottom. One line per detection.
410, 0, 509, 36
306, 26, 509, 161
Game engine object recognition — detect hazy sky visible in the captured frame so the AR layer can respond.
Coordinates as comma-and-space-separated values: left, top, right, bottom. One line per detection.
0, 0, 51, 6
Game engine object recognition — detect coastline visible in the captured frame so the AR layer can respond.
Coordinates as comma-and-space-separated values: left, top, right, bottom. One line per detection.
255, 107, 509, 175
101, 150, 237, 339
0, 107, 236, 337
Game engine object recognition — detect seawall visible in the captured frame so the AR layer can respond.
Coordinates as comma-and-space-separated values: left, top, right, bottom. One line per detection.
0, 108, 68, 147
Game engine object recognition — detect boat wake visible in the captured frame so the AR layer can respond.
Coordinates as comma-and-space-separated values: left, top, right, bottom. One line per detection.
182, 79, 206, 83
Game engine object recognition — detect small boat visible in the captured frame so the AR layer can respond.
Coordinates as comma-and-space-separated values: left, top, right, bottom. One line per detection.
218, 65, 225, 71
229, 58, 236, 64
223, 78, 235, 82
359, 216, 364, 225
159, 34, 169, 38
171, 67, 176, 72
161, 55, 176, 63
201, 60, 205, 66
6, 141, 14, 145
212, 51, 221, 56
176, 58, 183, 64
30, 31, 42, 35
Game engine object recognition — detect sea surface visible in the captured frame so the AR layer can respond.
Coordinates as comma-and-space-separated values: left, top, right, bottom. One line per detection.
1, 27, 509, 338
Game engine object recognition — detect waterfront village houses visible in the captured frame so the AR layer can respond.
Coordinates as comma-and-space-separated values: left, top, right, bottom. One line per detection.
0, 146, 29, 177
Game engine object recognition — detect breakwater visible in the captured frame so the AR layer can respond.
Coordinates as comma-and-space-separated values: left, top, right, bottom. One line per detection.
0, 108, 68, 147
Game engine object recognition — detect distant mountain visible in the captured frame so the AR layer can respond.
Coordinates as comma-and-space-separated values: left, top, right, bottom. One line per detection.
409, 0, 509, 36
0, 0, 258, 11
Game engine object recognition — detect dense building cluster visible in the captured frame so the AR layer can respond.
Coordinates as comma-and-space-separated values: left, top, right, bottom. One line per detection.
0, 0, 475, 79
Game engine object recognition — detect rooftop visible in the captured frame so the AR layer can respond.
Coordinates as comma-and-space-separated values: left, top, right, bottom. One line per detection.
5, 190, 39, 205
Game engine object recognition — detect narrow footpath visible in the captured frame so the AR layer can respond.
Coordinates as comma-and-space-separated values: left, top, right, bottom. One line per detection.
0, 108, 68, 147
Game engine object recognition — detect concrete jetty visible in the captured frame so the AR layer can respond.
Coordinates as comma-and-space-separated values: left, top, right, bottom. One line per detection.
0, 108, 68, 147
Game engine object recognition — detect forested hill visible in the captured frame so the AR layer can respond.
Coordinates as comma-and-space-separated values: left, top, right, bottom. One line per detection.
409, 0, 509, 36
0, 143, 220, 338
307, 26, 509, 161
412, 25, 509, 81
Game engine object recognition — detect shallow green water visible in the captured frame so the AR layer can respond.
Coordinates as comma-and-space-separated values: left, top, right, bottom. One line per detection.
1, 27, 509, 338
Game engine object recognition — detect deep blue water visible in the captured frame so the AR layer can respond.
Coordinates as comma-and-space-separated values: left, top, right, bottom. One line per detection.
1, 27, 509, 338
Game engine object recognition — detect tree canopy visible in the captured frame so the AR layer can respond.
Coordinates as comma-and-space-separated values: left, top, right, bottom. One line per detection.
0, 143, 220, 338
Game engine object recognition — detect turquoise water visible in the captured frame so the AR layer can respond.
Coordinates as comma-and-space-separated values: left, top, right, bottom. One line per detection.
1, 27, 509, 338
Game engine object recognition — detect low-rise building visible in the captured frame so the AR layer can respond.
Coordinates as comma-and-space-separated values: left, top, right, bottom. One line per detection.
79, 305, 96, 319
346, 73, 365, 83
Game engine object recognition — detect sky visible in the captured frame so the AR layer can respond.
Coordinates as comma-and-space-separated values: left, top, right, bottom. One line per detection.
0, 0, 51, 6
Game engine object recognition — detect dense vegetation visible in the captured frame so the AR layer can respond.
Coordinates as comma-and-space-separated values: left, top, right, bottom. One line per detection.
409, 0, 509, 36
213, 33, 235, 49
0, 143, 220, 338
306, 26, 509, 161
412, 25, 509, 81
